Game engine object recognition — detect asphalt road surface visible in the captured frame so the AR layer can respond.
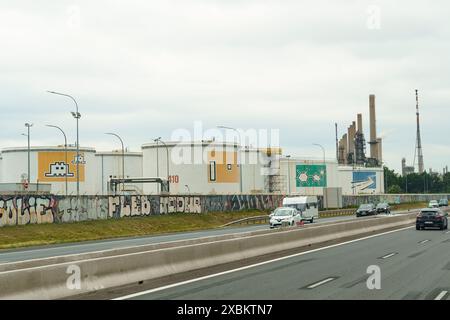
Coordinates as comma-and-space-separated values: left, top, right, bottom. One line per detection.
0, 214, 360, 264
119, 221, 450, 300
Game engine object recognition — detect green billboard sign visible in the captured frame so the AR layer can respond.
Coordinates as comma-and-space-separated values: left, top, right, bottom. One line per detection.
296, 164, 327, 187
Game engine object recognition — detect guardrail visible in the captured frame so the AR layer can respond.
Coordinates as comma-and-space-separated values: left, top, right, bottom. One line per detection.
220, 215, 270, 227
319, 208, 355, 218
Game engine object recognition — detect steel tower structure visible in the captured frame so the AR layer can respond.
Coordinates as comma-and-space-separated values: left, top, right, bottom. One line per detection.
413, 89, 424, 174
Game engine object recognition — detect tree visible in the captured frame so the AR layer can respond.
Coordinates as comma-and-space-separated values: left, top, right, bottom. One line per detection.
387, 185, 402, 194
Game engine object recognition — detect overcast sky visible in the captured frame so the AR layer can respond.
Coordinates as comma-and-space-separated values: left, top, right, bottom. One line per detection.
1, 0, 449, 173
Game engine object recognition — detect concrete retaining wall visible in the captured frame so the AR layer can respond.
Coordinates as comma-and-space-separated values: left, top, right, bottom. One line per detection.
1, 193, 448, 227
0, 212, 418, 299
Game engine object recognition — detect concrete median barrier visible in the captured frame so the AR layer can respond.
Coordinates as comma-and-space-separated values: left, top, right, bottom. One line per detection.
0, 212, 418, 300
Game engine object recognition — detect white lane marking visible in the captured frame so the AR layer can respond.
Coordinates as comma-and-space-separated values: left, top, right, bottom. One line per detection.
113, 225, 414, 300
380, 253, 397, 259
419, 240, 430, 244
307, 277, 336, 289
434, 291, 448, 300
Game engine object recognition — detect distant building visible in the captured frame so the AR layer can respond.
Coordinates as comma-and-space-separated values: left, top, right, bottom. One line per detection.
401, 158, 415, 176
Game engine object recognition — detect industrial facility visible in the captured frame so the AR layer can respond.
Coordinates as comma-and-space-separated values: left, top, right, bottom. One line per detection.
338, 94, 383, 167
0, 93, 386, 196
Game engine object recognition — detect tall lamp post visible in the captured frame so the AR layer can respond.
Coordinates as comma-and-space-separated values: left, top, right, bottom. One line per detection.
154, 137, 170, 193
153, 137, 161, 193
217, 126, 243, 194
313, 143, 326, 208
105, 132, 125, 193
285, 155, 291, 195
46, 124, 68, 196
47, 91, 81, 197
24, 123, 33, 185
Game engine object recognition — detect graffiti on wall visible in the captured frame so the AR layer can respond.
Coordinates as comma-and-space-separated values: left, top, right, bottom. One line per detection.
0, 194, 291, 227
160, 196, 202, 214
202, 195, 283, 213
58, 196, 108, 223
108, 196, 159, 218
0, 196, 57, 226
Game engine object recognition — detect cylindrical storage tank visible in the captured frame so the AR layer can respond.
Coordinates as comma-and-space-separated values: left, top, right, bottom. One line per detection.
95, 151, 143, 195
241, 148, 267, 194
0, 146, 96, 195
141, 141, 241, 194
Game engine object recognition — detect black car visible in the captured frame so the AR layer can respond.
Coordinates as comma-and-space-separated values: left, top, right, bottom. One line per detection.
356, 204, 377, 217
416, 208, 448, 230
376, 202, 391, 214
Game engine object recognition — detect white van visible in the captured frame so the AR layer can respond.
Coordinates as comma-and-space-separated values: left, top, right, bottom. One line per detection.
282, 196, 319, 223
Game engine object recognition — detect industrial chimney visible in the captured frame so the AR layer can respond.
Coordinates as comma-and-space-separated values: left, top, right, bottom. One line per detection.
369, 94, 379, 163
357, 113, 363, 134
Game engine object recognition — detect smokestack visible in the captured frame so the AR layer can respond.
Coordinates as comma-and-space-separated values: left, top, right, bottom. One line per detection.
369, 94, 378, 160
402, 158, 407, 176
357, 113, 363, 134
348, 122, 356, 155
342, 133, 348, 164
377, 138, 382, 164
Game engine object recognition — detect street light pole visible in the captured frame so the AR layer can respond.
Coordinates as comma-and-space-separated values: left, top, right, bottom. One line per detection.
155, 137, 170, 193
106, 133, 125, 193
154, 137, 161, 193
217, 126, 243, 194
24, 123, 33, 185
47, 91, 81, 197
313, 143, 326, 208
46, 125, 68, 196
285, 155, 291, 195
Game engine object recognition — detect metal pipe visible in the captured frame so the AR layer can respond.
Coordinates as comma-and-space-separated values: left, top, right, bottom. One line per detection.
155, 138, 170, 193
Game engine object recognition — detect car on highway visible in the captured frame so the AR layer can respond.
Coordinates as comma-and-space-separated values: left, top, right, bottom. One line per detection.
269, 207, 302, 228
416, 208, 448, 230
428, 200, 439, 208
376, 202, 391, 214
282, 196, 319, 223
438, 198, 448, 207
356, 203, 377, 217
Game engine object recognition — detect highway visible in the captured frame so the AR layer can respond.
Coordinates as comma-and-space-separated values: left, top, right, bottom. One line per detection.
0, 214, 358, 264
119, 222, 450, 300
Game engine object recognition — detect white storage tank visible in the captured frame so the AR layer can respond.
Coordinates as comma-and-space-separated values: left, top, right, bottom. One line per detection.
95, 151, 143, 195
141, 140, 241, 194
0, 146, 97, 195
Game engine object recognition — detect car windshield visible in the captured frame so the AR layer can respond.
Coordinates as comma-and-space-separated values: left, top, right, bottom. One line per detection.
359, 204, 373, 210
273, 208, 294, 216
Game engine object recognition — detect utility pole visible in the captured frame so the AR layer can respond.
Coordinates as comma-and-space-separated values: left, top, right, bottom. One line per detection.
46, 125, 68, 196
48, 91, 81, 197
106, 133, 125, 193
24, 123, 33, 185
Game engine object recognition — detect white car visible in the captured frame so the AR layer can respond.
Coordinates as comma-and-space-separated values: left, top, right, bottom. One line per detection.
428, 200, 439, 208
269, 207, 302, 228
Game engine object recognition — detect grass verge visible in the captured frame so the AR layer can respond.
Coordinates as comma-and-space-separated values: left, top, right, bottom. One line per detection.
0, 210, 270, 250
